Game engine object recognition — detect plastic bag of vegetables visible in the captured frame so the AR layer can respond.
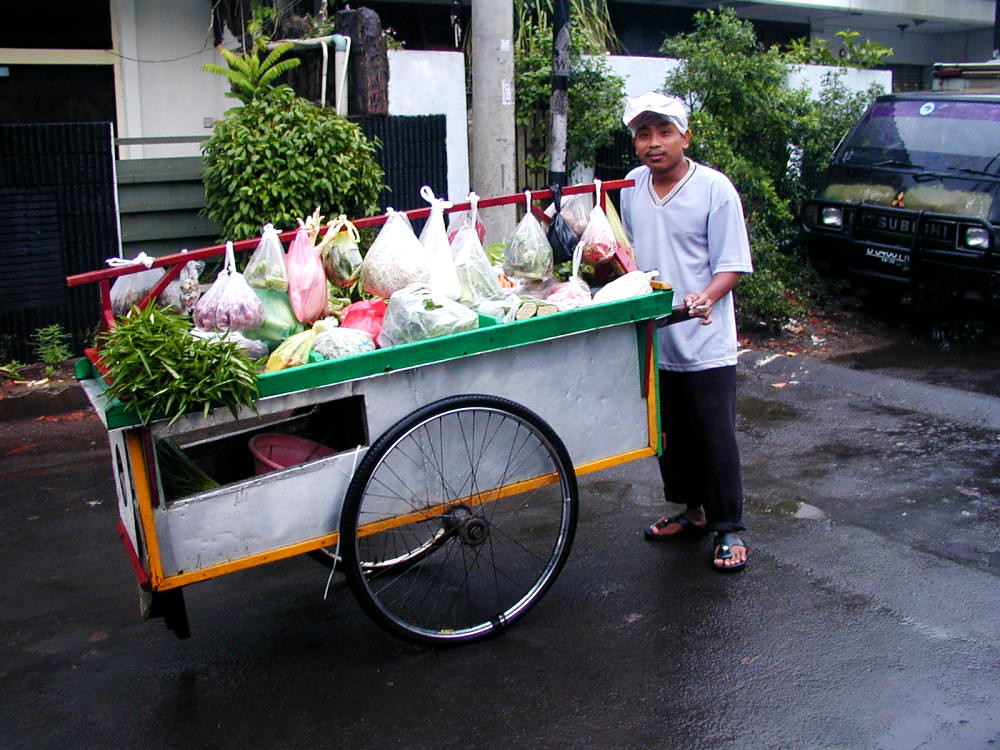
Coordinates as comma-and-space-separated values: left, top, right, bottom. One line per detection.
108, 252, 165, 316
264, 327, 318, 372
446, 191, 487, 245
451, 222, 504, 306
158, 254, 204, 315
545, 243, 592, 310
193, 241, 265, 332
243, 288, 304, 345
545, 184, 581, 264
377, 283, 479, 348
504, 191, 553, 281
312, 318, 376, 360
360, 208, 433, 298
243, 224, 289, 291
286, 224, 328, 324
578, 180, 622, 266
317, 215, 363, 288
340, 299, 387, 344
418, 186, 462, 300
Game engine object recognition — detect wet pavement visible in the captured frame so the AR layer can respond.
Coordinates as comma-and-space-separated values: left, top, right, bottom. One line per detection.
1, 349, 997, 749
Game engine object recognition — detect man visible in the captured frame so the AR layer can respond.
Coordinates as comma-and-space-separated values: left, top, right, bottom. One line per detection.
619, 92, 753, 571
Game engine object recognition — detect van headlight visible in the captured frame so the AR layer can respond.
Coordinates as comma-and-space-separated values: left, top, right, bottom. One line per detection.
962, 226, 990, 250
820, 206, 844, 229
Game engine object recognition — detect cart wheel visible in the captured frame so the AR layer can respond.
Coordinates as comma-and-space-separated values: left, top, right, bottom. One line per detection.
340, 394, 578, 646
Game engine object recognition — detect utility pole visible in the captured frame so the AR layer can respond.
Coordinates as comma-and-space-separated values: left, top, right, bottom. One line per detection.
548, 0, 570, 188
471, 0, 516, 244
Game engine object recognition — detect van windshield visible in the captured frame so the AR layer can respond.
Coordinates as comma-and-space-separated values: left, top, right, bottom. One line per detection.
837, 99, 1000, 175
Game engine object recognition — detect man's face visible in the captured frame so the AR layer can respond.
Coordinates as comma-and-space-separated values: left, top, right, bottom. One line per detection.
633, 119, 691, 175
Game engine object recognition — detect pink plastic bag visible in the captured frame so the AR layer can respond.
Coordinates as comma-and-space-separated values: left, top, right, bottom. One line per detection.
285, 226, 328, 324
340, 299, 388, 345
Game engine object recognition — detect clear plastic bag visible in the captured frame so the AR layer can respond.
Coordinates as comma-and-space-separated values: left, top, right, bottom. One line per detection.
286, 225, 328, 324
243, 288, 304, 344
579, 180, 622, 266
189, 327, 269, 360
545, 243, 592, 310
418, 186, 462, 300
317, 215, 363, 288
451, 223, 504, 306
108, 252, 164, 316
243, 224, 289, 292
264, 327, 318, 372
378, 283, 479, 348
157, 255, 205, 315
504, 191, 553, 281
603, 198, 637, 268
360, 208, 433, 299
446, 191, 487, 245
312, 320, 376, 360
192, 241, 265, 331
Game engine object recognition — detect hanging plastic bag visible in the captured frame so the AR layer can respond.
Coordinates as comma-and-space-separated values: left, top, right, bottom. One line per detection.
545, 243, 592, 310
243, 224, 289, 291
312, 318, 376, 360
378, 283, 479, 348
418, 185, 462, 300
108, 252, 165, 316
546, 184, 581, 265
317, 215, 364, 288
192, 241, 265, 331
504, 191, 553, 281
189, 327, 269, 360
451, 223, 504, 306
447, 191, 487, 245
603, 198, 636, 267
360, 208, 433, 299
243, 288, 304, 344
286, 225, 328, 324
154, 252, 204, 314
264, 327, 318, 372
592, 270, 659, 304
579, 180, 622, 266
340, 298, 388, 344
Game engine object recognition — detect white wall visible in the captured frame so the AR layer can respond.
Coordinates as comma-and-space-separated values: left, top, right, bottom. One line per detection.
387, 49, 470, 203
117, 0, 229, 158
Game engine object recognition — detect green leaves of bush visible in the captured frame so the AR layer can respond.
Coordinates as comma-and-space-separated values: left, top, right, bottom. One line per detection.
201, 87, 385, 243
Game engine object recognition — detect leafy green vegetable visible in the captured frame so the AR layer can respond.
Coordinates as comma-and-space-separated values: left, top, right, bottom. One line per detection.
99, 305, 259, 425
155, 438, 220, 500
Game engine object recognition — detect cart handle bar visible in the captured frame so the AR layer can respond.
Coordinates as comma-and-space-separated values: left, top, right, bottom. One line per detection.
65, 179, 635, 288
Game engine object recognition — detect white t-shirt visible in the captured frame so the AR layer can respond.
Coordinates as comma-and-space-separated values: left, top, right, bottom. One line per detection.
621, 160, 753, 372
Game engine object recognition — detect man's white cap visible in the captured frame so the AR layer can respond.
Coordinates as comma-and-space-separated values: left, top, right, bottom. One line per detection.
622, 92, 689, 136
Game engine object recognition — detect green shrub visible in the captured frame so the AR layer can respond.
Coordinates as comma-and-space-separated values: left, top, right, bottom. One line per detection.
32, 324, 73, 364
201, 86, 385, 242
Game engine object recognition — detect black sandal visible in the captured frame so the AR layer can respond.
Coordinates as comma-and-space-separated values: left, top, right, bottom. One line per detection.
643, 513, 709, 541
712, 533, 748, 572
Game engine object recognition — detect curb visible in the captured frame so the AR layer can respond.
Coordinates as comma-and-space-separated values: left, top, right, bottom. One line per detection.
0, 384, 89, 422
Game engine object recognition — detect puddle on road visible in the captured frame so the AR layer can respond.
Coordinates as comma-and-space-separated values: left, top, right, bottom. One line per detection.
738, 396, 800, 422
747, 495, 828, 521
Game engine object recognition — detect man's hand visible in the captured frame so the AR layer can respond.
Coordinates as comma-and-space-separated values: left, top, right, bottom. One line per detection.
684, 292, 713, 325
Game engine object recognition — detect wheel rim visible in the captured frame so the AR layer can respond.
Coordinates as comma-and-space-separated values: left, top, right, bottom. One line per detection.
344, 401, 577, 644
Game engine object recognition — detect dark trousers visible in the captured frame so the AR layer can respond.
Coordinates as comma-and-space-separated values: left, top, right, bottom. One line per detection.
657, 366, 745, 533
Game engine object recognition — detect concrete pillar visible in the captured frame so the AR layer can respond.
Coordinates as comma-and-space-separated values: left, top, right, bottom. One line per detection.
471, 0, 516, 245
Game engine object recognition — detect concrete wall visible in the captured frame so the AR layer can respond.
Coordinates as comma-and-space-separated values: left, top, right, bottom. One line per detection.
387, 50, 470, 203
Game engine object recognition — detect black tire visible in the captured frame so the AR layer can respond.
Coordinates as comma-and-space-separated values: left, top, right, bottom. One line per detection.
340, 395, 578, 646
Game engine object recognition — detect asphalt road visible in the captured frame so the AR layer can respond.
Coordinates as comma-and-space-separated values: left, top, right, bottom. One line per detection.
1, 349, 997, 749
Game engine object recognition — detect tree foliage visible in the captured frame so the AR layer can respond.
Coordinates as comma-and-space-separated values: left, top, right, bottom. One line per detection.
785, 30, 893, 69
514, 10, 625, 172
201, 86, 384, 242
659, 8, 883, 328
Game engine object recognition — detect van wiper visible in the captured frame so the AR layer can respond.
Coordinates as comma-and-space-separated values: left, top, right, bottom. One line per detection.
872, 158, 921, 169
946, 165, 999, 178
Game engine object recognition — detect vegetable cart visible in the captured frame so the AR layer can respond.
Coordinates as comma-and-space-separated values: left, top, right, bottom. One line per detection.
67, 181, 679, 646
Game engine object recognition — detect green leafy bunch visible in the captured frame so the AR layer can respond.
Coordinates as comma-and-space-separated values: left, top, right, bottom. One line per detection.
659, 8, 883, 328
515, 13, 625, 171
99, 305, 259, 425
201, 86, 385, 242
202, 39, 301, 106
786, 30, 893, 69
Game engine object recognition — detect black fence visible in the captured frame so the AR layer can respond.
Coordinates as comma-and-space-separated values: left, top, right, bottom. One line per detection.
0, 123, 116, 363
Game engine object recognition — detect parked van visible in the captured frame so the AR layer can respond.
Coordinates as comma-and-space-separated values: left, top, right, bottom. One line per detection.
801, 89, 1000, 305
